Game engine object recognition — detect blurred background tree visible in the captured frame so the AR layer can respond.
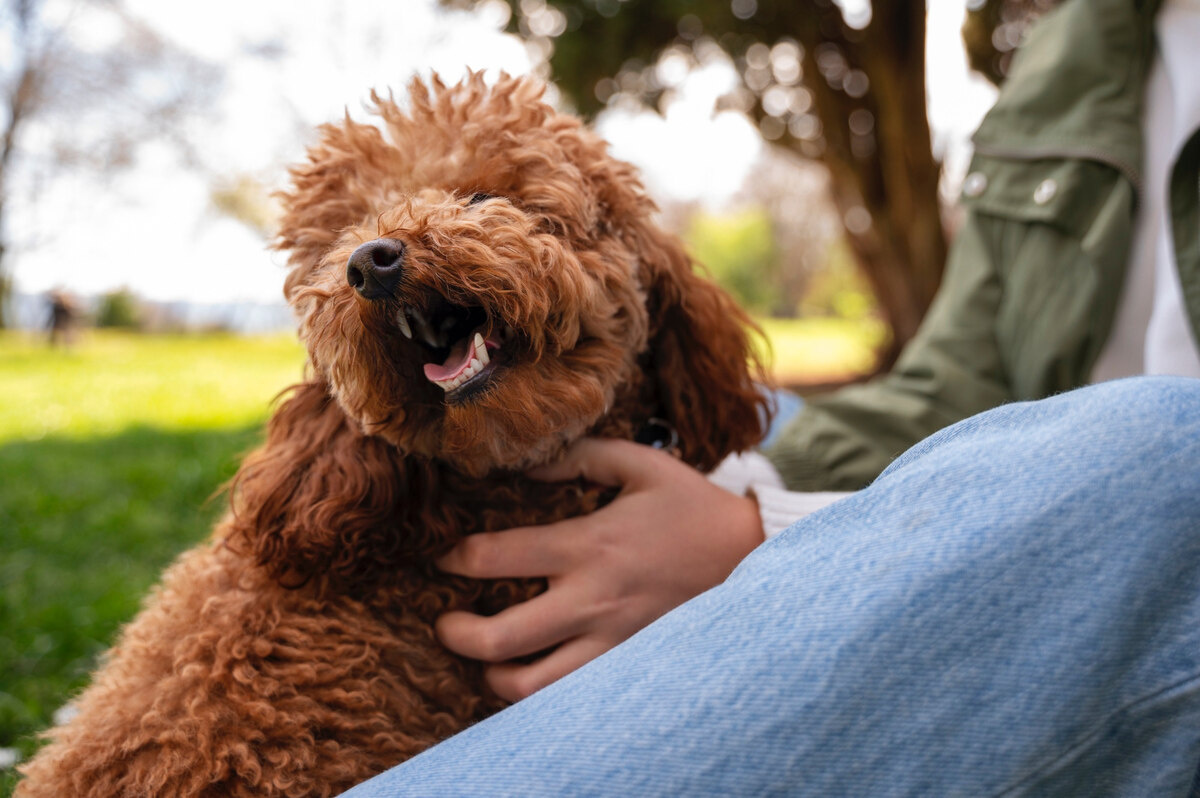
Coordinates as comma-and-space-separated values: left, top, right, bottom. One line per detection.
447, 0, 1056, 367
94, 287, 141, 329
0, 0, 221, 328
209, 174, 280, 239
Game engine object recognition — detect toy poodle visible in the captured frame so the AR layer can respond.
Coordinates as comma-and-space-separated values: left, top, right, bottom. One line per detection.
16, 72, 769, 797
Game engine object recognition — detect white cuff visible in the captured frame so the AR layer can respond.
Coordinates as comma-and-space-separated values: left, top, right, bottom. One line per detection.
708, 452, 854, 540
707, 450, 786, 495
750, 484, 853, 539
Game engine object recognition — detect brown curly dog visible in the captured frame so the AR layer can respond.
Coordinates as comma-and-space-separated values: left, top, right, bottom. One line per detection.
16, 73, 769, 797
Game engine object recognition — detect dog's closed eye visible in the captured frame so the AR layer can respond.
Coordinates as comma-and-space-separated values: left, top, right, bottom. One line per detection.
466, 192, 493, 206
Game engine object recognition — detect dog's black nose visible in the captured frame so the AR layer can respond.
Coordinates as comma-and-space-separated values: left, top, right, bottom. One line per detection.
347, 238, 406, 299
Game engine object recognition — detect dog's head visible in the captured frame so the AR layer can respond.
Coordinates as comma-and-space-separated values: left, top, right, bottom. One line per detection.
277, 73, 767, 477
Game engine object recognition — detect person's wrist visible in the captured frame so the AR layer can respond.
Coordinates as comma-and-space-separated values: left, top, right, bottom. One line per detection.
732, 491, 766, 558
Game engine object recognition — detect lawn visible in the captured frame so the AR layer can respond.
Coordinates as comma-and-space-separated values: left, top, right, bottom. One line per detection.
0, 331, 307, 441
0, 321, 878, 792
757, 315, 886, 385
0, 331, 306, 793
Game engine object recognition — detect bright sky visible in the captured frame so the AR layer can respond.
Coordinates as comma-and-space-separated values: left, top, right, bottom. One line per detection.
10, 0, 995, 305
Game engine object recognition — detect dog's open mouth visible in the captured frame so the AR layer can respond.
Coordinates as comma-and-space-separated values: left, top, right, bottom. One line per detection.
393, 294, 506, 400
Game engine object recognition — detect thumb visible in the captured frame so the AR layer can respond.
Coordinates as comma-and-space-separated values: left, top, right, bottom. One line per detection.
528, 437, 664, 488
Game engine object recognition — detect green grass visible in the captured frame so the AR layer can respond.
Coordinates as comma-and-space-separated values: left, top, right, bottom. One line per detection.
0, 321, 880, 791
0, 331, 306, 441
0, 331, 305, 791
757, 316, 886, 383
0, 427, 262, 779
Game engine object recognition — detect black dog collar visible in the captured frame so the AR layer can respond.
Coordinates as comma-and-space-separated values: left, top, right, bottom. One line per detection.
634, 417, 680, 456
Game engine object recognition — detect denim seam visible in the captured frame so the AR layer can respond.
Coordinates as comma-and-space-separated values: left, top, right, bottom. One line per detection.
989, 668, 1200, 797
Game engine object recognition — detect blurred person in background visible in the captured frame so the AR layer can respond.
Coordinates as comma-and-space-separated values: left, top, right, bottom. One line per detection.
346, 0, 1200, 794
46, 289, 80, 347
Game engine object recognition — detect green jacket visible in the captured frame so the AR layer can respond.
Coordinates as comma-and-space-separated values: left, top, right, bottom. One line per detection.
766, 0, 1200, 491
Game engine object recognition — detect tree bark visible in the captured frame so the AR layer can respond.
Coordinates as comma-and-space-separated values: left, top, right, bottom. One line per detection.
0, 4, 41, 330
780, 0, 945, 368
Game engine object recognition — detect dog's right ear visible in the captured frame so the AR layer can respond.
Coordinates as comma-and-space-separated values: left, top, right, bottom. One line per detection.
225, 381, 443, 589
628, 220, 772, 472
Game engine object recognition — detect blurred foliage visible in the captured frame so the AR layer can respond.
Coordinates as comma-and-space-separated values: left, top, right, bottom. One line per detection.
685, 208, 778, 317
210, 175, 280, 239
686, 205, 876, 323
798, 238, 876, 320
730, 150, 841, 319
93, 288, 142, 330
0, 274, 10, 329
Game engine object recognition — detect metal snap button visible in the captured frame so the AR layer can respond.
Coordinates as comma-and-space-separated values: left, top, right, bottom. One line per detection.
1033, 178, 1058, 205
962, 171, 988, 198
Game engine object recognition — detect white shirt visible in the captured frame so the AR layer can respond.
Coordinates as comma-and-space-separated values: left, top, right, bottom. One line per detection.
1091, 0, 1200, 381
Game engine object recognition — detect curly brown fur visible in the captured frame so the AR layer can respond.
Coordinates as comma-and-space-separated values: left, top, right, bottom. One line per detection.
17, 72, 770, 797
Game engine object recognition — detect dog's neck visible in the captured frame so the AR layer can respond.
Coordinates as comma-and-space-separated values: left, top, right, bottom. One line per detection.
424, 405, 674, 542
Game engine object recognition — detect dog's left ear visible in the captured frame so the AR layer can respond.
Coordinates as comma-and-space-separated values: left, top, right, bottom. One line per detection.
631, 221, 772, 471
225, 381, 443, 589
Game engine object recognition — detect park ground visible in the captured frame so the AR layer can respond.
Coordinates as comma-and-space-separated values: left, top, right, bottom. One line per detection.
0, 320, 881, 792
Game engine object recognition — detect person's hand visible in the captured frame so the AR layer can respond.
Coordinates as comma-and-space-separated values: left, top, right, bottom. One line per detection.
435, 437, 765, 701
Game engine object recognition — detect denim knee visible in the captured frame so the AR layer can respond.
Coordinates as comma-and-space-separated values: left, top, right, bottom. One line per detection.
1086, 374, 1200, 422
881, 376, 1200, 488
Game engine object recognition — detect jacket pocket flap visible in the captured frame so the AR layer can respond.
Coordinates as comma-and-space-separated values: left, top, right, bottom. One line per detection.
959, 154, 1123, 235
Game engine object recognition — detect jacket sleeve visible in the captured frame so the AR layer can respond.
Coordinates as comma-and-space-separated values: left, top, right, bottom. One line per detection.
765, 156, 1134, 491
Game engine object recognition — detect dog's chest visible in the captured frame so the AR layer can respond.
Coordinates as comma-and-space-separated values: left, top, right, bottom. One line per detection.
446, 472, 613, 535
360, 477, 610, 626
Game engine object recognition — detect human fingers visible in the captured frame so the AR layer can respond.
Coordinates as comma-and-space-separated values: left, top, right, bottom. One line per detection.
435, 588, 593, 663
436, 523, 580, 578
528, 437, 675, 487
484, 636, 613, 701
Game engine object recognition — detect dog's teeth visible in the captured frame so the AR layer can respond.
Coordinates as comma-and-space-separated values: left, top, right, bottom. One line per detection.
396, 309, 412, 340
474, 333, 489, 366
430, 347, 491, 394
434, 360, 482, 393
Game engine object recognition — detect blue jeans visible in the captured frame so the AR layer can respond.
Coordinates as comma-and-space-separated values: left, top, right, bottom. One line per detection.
342, 377, 1200, 797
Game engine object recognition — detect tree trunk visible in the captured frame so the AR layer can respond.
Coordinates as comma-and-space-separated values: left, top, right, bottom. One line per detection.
0, 56, 40, 330
785, 0, 946, 369
0, 236, 8, 330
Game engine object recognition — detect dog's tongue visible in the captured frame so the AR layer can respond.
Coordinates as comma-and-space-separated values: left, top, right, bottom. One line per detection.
423, 337, 474, 383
